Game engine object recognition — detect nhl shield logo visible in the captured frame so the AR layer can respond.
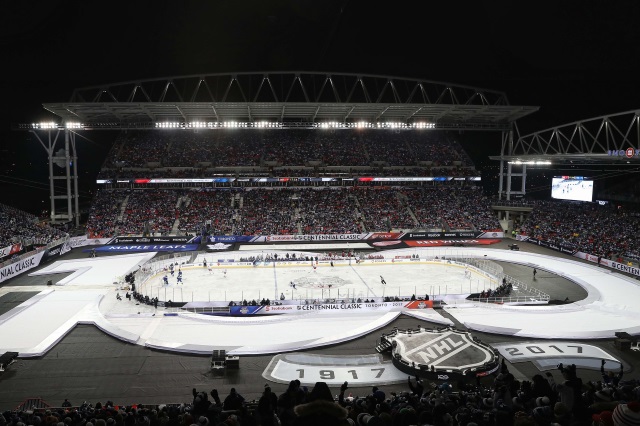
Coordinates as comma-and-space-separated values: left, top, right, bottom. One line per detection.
383, 327, 498, 379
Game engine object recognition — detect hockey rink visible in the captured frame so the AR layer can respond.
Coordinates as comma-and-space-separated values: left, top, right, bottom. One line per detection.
138, 254, 497, 304
0, 246, 639, 356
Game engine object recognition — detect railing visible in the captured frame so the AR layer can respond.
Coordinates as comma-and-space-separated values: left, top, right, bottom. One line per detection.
440, 254, 550, 303
460, 295, 549, 304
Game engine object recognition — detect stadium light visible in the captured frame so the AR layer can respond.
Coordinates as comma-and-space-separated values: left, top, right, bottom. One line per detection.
65, 122, 83, 129
32, 122, 58, 129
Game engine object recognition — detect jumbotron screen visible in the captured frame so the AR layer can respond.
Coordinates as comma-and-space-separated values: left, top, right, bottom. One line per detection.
551, 176, 594, 202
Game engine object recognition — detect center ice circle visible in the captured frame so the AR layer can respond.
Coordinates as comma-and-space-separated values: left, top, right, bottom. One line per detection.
291, 276, 351, 289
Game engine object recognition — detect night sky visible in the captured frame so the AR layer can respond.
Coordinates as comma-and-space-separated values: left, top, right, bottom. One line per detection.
2, 1, 640, 214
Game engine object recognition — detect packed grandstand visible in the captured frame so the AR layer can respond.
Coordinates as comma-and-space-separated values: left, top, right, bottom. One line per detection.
1, 128, 639, 267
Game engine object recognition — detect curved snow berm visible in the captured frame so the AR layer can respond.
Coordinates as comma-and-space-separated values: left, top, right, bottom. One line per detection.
437, 248, 640, 339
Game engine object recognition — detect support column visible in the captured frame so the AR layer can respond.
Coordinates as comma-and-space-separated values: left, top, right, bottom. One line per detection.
31, 127, 80, 225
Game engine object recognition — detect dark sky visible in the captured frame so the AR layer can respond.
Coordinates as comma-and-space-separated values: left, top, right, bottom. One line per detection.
1, 1, 640, 213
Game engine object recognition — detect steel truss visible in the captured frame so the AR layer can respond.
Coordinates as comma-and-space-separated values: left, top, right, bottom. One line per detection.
494, 110, 640, 200
38, 72, 536, 130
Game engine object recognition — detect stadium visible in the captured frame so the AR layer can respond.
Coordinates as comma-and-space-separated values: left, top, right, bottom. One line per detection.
2, 71, 640, 426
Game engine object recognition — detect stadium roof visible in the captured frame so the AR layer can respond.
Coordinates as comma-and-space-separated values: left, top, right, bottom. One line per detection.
38, 72, 538, 131
489, 109, 640, 164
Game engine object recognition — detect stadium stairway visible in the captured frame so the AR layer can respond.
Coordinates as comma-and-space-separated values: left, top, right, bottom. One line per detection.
375, 337, 393, 354
117, 195, 130, 222
171, 219, 181, 235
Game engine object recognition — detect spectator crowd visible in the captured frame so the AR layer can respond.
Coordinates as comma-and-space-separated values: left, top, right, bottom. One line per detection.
3, 358, 639, 426
0, 203, 67, 259
78, 186, 502, 238
519, 200, 640, 262
101, 129, 474, 171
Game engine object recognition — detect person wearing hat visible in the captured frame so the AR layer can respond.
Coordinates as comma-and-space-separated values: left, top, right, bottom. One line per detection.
277, 380, 302, 426
293, 382, 348, 426
612, 401, 640, 426
408, 376, 423, 397
546, 363, 586, 415
222, 388, 245, 411
371, 387, 385, 404
258, 385, 278, 426
601, 359, 624, 387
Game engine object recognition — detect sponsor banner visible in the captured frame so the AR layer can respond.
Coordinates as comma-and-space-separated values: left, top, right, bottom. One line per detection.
204, 243, 233, 251
231, 301, 408, 315
575, 252, 640, 277
68, 235, 88, 248
230, 305, 264, 315
296, 301, 405, 312
0, 251, 46, 283
256, 234, 367, 242
404, 231, 481, 239
208, 235, 259, 243
477, 231, 504, 238
404, 300, 434, 309
402, 231, 503, 239
107, 236, 199, 245
95, 244, 200, 252
519, 236, 578, 255
604, 260, 640, 277
40, 243, 66, 264
403, 239, 501, 247
365, 232, 405, 240
0, 243, 22, 258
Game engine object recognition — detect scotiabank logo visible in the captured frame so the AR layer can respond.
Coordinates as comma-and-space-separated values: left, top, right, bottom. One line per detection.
266, 306, 294, 311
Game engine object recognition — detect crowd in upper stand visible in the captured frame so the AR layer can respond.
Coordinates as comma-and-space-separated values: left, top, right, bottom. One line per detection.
0, 203, 67, 251
101, 129, 474, 171
116, 190, 180, 236
519, 200, 640, 262
86, 191, 127, 239
178, 191, 236, 236
296, 189, 360, 234
354, 188, 416, 231
235, 189, 299, 236
3, 359, 639, 425
79, 186, 502, 238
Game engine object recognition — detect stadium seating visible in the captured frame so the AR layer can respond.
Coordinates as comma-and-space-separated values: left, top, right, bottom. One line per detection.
2, 361, 636, 425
